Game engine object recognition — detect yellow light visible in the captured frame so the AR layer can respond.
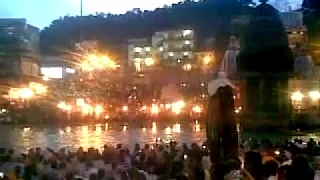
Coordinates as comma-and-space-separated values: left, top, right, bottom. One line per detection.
104, 115, 110, 119
309, 91, 320, 101
66, 126, 71, 133
195, 123, 200, 132
165, 104, 171, 109
152, 122, 157, 134
141, 105, 147, 111
43, 76, 49, 81
183, 64, 192, 71
165, 127, 172, 135
123, 125, 127, 131
235, 109, 240, 114
19, 88, 33, 99
65, 105, 72, 111
203, 55, 212, 65
122, 105, 128, 112
95, 105, 104, 115
151, 104, 159, 115
142, 127, 146, 132
29, 82, 47, 94
145, 58, 155, 66
76, 98, 85, 107
173, 123, 181, 133
81, 104, 93, 115
81, 126, 88, 134
81, 62, 94, 71
134, 62, 141, 72
105, 123, 109, 130
192, 105, 202, 113
291, 91, 304, 101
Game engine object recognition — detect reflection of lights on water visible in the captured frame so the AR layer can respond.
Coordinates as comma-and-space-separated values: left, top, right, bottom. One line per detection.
142, 127, 146, 132
173, 123, 181, 133
105, 123, 108, 130
23, 127, 31, 132
82, 126, 88, 134
165, 127, 172, 134
123, 125, 127, 131
152, 122, 157, 134
95, 126, 102, 134
66, 126, 71, 133
195, 124, 200, 132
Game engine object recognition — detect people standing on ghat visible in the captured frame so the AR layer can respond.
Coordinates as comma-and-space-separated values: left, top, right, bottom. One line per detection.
0, 138, 320, 179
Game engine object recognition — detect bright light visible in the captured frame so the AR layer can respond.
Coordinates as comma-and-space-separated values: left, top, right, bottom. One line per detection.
81, 104, 93, 115
183, 29, 192, 36
185, 40, 191, 45
152, 122, 157, 134
183, 52, 189, 56
105, 115, 110, 119
192, 105, 202, 113
122, 105, 128, 112
165, 127, 172, 135
203, 56, 212, 65
183, 64, 192, 71
81, 62, 94, 71
165, 104, 171, 109
172, 100, 185, 115
151, 104, 159, 115
309, 91, 320, 101
19, 88, 33, 99
145, 47, 151, 52
235, 109, 240, 114
76, 98, 85, 107
173, 123, 181, 133
134, 47, 142, 53
29, 82, 47, 94
41, 67, 63, 79
141, 105, 147, 111
145, 58, 155, 66
66, 68, 76, 74
65, 105, 72, 111
95, 105, 104, 115
57, 102, 67, 109
169, 52, 174, 57
291, 91, 304, 101
159, 47, 164, 51
42, 76, 49, 81
123, 125, 127, 131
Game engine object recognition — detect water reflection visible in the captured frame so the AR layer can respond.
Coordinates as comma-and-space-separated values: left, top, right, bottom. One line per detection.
0, 122, 206, 152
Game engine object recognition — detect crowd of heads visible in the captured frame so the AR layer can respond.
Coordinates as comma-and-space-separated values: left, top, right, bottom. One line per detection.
0, 138, 319, 180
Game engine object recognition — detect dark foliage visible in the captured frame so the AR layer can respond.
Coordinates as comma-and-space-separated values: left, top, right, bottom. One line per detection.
237, 2, 294, 74
40, 0, 254, 59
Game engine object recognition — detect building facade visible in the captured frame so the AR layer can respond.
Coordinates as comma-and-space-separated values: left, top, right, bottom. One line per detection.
0, 19, 40, 82
128, 38, 154, 72
152, 29, 195, 67
279, 12, 308, 49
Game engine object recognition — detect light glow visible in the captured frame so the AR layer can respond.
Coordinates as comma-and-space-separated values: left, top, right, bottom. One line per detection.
309, 91, 320, 101
291, 91, 304, 101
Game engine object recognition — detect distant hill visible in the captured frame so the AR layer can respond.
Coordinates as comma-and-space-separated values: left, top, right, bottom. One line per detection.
40, 0, 255, 61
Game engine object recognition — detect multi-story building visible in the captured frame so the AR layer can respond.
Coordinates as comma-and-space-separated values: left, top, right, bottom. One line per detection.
0, 19, 40, 85
279, 12, 308, 50
152, 29, 195, 67
128, 38, 154, 72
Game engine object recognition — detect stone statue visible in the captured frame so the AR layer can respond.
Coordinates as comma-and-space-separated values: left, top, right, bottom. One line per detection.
220, 36, 240, 79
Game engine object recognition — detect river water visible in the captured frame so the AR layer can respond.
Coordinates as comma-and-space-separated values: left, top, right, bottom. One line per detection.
0, 121, 205, 153
0, 121, 318, 153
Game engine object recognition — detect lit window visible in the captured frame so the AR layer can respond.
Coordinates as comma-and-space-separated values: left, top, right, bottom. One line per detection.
134, 47, 142, 53
169, 52, 174, 57
185, 40, 191, 45
66, 68, 75, 74
183, 52, 189, 56
183, 30, 192, 36
145, 47, 151, 52
183, 64, 192, 71
159, 47, 164, 51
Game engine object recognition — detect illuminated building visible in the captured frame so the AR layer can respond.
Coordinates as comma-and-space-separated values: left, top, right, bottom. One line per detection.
0, 19, 40, 79
279, 12, 308, 50
152, 29, 195, 67
128, 38, 155, 72
40, 56, 78, 79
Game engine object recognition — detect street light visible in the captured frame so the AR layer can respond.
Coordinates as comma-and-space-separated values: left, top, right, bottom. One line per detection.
291, 91, 304, 101
203, 55, 212, 65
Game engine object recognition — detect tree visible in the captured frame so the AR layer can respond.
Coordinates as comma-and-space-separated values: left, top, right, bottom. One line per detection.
237, 0, 294, 123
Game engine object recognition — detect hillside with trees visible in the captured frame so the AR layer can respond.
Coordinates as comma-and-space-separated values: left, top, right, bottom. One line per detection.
40, 0, 255, 61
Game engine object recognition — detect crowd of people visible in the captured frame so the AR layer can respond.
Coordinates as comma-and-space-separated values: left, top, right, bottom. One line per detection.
0, 138, 319, 180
